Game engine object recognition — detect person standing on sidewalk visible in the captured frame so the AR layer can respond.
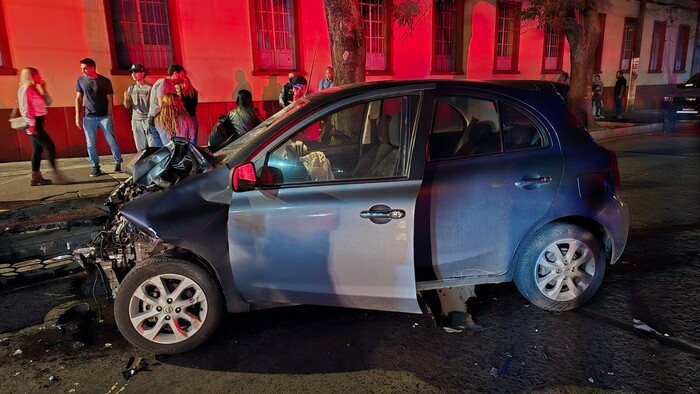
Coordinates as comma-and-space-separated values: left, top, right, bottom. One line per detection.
614, 70, 627, 119
75, 58, 123, 176
154, 93, 194, 144
148, 64, 186, 144
176, 75, 199, 144
592, 74, 604, 119
318, 66, 334, 91
18, 67, 68, 186
123, 63, 158, 151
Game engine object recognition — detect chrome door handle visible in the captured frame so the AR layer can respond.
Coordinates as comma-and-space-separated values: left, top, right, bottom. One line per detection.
360, 204, 405, 224
360, 209, 405, 219
515, 176, 551, 188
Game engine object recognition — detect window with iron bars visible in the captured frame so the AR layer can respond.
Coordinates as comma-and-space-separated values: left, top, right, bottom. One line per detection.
433, 0, 462, 73
252, 0, 297, 71
674, 25, 690, 72
495, 1, 520, 72
542, 26, 563, 72
109, 0, 176, 72
648, 21, 665, 73
360, 0, 388, 71
619, 18, 637, 72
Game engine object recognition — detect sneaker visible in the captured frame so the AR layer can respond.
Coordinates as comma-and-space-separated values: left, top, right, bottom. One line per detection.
90, 167, 104, 177
114, 163, 122, 173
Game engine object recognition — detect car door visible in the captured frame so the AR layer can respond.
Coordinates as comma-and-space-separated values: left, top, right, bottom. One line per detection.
228, 93, 426, 313
422, 93, 564, 281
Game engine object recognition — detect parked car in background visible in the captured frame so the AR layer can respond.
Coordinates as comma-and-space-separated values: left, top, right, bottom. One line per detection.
660, 73, 700, 132
75, 80, 629, 354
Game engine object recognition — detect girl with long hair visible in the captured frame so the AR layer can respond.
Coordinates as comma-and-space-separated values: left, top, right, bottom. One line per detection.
154, 93, 194, 144
18, 67, 68, 186
175, 75, 199, 144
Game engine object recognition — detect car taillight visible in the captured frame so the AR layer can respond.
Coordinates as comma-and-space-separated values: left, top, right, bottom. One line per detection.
608, 151, 620, 191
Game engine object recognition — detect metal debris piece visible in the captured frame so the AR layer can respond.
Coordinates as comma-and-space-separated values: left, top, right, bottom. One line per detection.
122, 356, 148, 381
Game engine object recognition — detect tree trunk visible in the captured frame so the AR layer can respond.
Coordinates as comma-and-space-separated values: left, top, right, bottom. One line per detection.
563, 9, 600, 129
323, 0, 366, 86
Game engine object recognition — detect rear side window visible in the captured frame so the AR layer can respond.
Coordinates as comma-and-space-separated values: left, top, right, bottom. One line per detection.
429, 96, 502, 160
501, 103, 547, 151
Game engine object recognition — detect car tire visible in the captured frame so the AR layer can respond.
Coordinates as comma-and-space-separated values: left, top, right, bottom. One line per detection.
663, 116, 676, 132
114, 256, 223, 354
513, 223, 605, 312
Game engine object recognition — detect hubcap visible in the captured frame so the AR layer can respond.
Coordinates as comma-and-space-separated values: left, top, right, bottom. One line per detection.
128, 273, 208, 344
535, 238, 596, 301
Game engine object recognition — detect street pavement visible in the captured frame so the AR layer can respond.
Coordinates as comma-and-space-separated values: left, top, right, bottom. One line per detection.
0, 111, 663, 290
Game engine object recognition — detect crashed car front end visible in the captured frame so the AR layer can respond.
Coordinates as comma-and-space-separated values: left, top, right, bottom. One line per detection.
73, 138, 230, 302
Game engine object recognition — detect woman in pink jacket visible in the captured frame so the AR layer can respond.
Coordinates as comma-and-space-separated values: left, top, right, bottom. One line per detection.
18, 67, 67, 185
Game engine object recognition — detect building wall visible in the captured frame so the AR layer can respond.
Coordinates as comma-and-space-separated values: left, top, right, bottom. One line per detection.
0, 0, 697, 162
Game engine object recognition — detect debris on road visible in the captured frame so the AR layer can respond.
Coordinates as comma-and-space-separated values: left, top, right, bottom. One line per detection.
12, 349, 22, 356
122, 356, 148, 381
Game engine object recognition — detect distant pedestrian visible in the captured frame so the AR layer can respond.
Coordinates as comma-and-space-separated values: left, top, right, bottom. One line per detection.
318, 66, 334, 91
176, 75, 199, 144
227, 89, 264, 136
148, 64, 187, 144
154, 93, 194, 145
123, 63, 157, 150
614, 70, 627, 119
75, 58, 122, 177
557, 72, 570, 84
278, 72, 295, 108
592, 74, 604, 119
18, 67, 68, 186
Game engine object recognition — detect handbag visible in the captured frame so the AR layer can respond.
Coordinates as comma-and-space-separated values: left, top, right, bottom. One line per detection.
8, 108, 28, 131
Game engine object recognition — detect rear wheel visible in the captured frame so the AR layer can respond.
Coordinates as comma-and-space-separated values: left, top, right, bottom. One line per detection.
114, 256, 223, 354
514, 224, 605, 311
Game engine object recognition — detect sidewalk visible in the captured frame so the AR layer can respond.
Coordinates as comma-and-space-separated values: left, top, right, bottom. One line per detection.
0, 114, 663, 290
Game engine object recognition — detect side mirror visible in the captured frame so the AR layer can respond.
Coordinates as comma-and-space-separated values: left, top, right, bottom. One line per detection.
232, 163, 257, 192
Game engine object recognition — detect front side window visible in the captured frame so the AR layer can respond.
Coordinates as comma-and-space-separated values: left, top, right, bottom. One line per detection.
494, 1, 521, 72
251, 0, 298, 71
542, 26, 564, 73
648, 21, 666, 73
109, 0, 176, 72
360, 0, 389, 71
433, 0, 463, 73
620, 18, 637, 72
674, 25, 690, 72
265, 95, 419, 185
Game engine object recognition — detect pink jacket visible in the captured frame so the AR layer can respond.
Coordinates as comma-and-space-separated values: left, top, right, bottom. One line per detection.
18, 85, 47, 135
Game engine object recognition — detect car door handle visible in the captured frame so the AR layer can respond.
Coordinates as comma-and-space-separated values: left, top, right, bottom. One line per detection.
360, 205, 405, 224
360, 209, 406, 219
515, 176, 551, 188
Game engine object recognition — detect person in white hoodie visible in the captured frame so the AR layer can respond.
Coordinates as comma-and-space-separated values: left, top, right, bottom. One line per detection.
18, 67, 68, 186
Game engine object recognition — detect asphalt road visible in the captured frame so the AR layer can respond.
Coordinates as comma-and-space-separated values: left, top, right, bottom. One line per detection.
0, 125, 699, 393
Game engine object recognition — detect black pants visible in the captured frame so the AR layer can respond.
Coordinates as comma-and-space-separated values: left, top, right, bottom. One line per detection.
30, 116, 56, 172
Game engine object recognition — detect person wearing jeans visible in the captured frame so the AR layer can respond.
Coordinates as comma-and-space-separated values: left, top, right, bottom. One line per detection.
75, 57, 122, 177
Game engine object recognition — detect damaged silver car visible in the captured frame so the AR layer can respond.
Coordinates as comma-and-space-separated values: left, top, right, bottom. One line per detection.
75, 80, 629, 354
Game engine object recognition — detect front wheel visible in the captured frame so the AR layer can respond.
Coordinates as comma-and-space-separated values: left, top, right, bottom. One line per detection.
114, 256, 223, 354
514, 224, 606, 311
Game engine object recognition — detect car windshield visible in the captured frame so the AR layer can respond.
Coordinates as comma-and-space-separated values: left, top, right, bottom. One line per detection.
218, 98, 310, 162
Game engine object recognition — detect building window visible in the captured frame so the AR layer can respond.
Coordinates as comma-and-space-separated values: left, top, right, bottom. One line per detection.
648, 21, 666, 73
619, 17, 637, 72
542, 26, 564, 73
674, 25, 690, 73
108, 0, 178, 72
360, 0, 390, 71
251, 0, 298, 71
0, 0, 16, 74
494, 1, 521, 73
594, 13, 606, 73
433, 0, 463, 73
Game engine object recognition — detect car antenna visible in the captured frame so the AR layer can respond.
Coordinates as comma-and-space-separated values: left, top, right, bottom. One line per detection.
307, 34, 320, 95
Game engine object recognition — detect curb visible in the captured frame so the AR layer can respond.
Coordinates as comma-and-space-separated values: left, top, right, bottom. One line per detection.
592, 123, 663, 141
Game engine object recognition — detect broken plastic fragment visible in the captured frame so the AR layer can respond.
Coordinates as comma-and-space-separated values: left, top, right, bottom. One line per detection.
12, 349, 22, 356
